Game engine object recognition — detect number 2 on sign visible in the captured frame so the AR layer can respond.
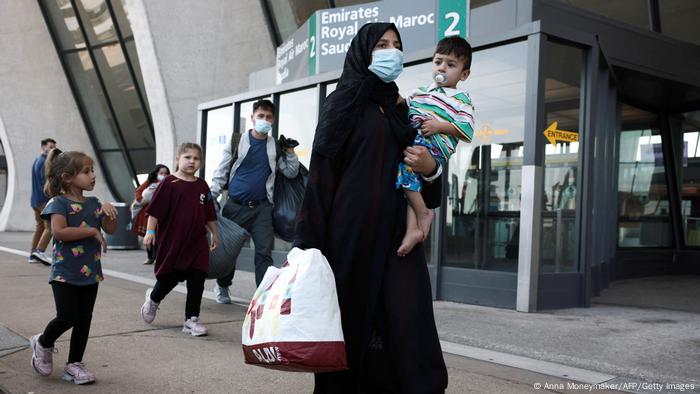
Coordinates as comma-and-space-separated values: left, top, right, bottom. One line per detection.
309, 36, 316, 58
444, 12, 460, 36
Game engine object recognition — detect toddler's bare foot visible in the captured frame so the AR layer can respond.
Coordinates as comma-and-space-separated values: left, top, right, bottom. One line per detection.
416, 209, 434, 241
397, 228, 424, 257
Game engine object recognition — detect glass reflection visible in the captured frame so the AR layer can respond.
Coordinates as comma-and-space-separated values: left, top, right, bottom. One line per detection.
204, 106, 234, 183
440, 41, 528, 271
45, 0, 86, 49
76, 0, 118, 44
542, 41, 583, 273
125, 39, 150, 113
278, 88, 319, 168
102, 151, 136, 201
617, 105, 672, 247
111, 0, 133, 37
93, 44, 153, 155
680, 111, 700, 246
64, 51, 121, 150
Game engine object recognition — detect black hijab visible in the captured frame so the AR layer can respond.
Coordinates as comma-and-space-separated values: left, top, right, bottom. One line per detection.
312, 22, 415, 158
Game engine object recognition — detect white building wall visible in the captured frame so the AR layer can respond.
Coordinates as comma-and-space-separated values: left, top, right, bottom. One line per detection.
126, 0, 276, 168
0, 0, 113, 232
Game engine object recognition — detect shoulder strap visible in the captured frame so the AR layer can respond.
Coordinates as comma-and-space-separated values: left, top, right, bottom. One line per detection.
228, 132, 242, 172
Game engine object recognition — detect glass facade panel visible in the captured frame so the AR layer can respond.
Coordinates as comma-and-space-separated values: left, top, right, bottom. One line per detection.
111, 0, 133, 38
659, 0, 700, 46
93, 44, 153, 153
124, 39, 150, 113
64, 51, 121, 150
555, 0, 650, 31
278, 88, 319, 168
617, 105, 672, 247
266, 0, 327, 41
441, 41, 528, 271
76, 0, 118, 44
44, 0, 86, 50
541, 42, 583, 273
101, 151, 136, 202
41, 0, 154, 202
680, 111, 700, 246
204, 106, 234, 183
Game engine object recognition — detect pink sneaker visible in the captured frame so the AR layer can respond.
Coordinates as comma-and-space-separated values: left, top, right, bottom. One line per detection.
182, 317, 208, 337
62, 362, 95, 385
30, 334, 54, 376
140, 288, 159, 324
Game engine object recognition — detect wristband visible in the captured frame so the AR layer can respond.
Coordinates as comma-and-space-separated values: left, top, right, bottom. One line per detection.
146, 229, 156, 235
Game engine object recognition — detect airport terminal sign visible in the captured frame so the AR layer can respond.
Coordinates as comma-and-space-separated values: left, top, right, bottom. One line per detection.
276, 0, 470, 84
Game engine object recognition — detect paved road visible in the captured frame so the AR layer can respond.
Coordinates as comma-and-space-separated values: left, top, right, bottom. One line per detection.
0, 250, 621, 393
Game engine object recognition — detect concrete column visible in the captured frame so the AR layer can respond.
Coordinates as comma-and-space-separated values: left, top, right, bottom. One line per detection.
125, 0, 276, 168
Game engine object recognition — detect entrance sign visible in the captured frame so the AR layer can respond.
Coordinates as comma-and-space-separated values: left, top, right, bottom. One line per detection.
276, 0, 471, 84
543, 121, 579, 145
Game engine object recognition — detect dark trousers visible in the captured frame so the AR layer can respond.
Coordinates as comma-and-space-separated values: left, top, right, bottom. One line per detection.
40, 282, 99, 363
150, 269, 206, 319
217, 198, 274, 287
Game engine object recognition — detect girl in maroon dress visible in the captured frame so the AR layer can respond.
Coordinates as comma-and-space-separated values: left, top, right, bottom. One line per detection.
139, 143, 218, 337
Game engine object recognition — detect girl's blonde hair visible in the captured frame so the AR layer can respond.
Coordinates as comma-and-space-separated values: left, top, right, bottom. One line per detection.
44, 151, 95, 197
174, 142, 203, 171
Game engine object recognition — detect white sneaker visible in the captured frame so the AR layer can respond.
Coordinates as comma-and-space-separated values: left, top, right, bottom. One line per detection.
31, 250, 51, 266
214, 286, 231, 304
140, 289, 159, 324
182, 317, 208, 337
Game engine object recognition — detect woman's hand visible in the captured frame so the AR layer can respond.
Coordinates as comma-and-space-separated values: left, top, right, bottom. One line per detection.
403, 145, 437, 175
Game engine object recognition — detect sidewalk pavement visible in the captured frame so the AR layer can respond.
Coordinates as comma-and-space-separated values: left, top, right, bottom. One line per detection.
1, 231, 699, 393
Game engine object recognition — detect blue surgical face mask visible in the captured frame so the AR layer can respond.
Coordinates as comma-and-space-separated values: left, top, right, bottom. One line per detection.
368, 48, 404, 83
254, 119, 272, 134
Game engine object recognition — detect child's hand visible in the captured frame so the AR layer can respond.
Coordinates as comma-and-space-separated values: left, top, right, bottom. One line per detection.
101, 202, 118, 221
420, 118, 444, 137
143, 233, 156, 249
93, 228, 108, 253
210, 232, 218, 251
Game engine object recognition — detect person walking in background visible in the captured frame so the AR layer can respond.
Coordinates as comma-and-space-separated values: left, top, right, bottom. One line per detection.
29, 138, 57, 265
132, 164, 171, 265
140, 143, 218, 337
209, 99, 299, 303
29, 151, 118, 385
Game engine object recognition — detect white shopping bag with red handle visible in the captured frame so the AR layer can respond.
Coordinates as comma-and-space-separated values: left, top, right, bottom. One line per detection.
241, 247, 347, 372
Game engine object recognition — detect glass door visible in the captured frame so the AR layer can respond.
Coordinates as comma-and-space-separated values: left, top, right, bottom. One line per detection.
617, 105, 673, 247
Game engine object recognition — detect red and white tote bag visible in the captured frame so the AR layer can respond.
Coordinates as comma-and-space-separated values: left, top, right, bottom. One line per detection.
242, 247, 347, 372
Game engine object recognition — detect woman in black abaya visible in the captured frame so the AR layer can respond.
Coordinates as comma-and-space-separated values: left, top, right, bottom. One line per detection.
294, 23, 448, 394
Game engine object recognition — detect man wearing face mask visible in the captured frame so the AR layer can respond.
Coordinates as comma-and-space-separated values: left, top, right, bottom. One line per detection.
210, 99, 299, 301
